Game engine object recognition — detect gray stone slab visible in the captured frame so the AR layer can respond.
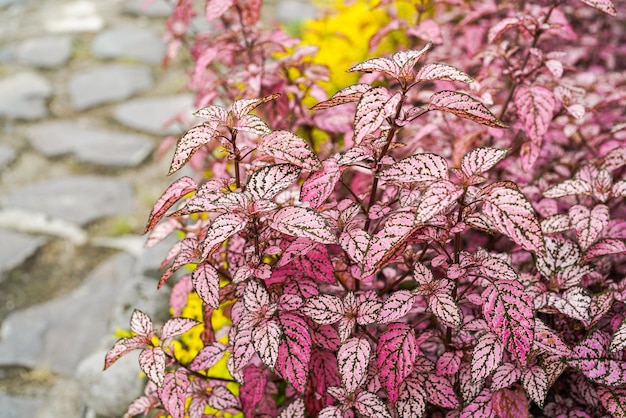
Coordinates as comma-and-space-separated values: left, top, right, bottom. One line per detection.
0, 72, 52, 120
0, 144, 16, 170
26, 120, 153, 167
0, 393, 45, 418
14, 36, 72, 68
1, 175, 133, 226
276, 0, 316, 23
0, 253, 136, 375
44, 0, 104, 33
91, 26, 165, 64
123, 0, 173, 17
112, 94, 195, 135
0, 230, 45, 278
68, 64, 153, 110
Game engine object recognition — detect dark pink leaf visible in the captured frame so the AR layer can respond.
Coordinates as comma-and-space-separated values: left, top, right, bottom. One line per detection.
204, 0, 233, 20
543, 179, 592, 198
296, 244, 335, 284
201, 212, 248, 257
301, 158, 341, 208
377, 323, 418, 402
169, 124, 218, 175
425, 374, 459, 409
311, 83, 371, 111
189, 342, 225, 371
514, 86, 556, 146
130, 309, 154, 337
169, 275, 192, 317
240, 364, 266, 415
363, 212, 417, 276
247, 164, 301, 201
569, 204, 609, 250
397, 375, 427, 418
378, 153, 448, 184
488, 16, 524, 43
252, 320, 282, 369
470, 332, 504, 383
610, 317, 626, 353
584, 239, 626, 261
104, 335, 148, 369
482, 280, 534, 365
279, 294, 304, 311
597, 387, 626, 418
160, 317, 199, 340
338, 337, 371, 393
533, 318, 571, 356
521, 365, 548, 407
482, 184, 545, 254
460, 147, 508, 177
491, 363, 521, 392
568, 330, 626, 386
145, 177, 197, 233
208, 386, 239, 410
231, 93, 280, 119
271, 206, 337, 244
353, 87, 401, 144
429, 91, 507, 128
491, 388, 530, 418
377, 291, 415, 324
276, 313, 311, 393
139, 347, 166, 386
279, 398, 306, 418
259, 131, 322, 171
460, 389, 497, 418
191, 263, 220, 309
415, 63, 474, 84
415, 180, 463, 224
579, 0, 617, 16
354, 391, 392, 418
309, 348, 341, 411
436, 351, 462, 376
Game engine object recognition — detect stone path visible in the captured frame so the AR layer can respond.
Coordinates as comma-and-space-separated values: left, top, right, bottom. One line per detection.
0, 0, 314, 417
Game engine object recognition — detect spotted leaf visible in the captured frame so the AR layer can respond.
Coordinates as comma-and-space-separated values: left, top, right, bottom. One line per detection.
208, 386, 239, 410
193, 103, 227, 122
260, 131, 322, 171
271, 206, 337, 244
569, 204, 609, 250
429, 91, 507, 128
145, 177, 197, 233
378, 291, 415, 324
378, 153, 448, 184
425, 374, 459, 409
415, 63, 474, 84
311, 84, 371, 110
568, 330, 626, 386
579, 0, 617, 16
104, 335, 149, 369
584, 239, 626, 261
338, 337, 371, 393
436, 351, 462, 376
460, 389, 497, 418
252, 320, 282, 369
397, 374, 427, 418
415, 180, 463, 225
301, 158, 341, 209
491, 363, 521, 392
514, 86, 556, 146
544, 179, 592, 198
273, 315, 311, 391
610, 317, 626, 353
139, 347, 166, 386
302, 294, 344, 325
158, 369, 189, 418
429, 288, 462, 328
461, 147, 508, 177
597, 387, 626, 418
169, 124, 218, 175
533, 318, 571, 356
247, 164, 301, 201
160, 317, 199, 340
363, 212, 417, 276
190, 342, 226, 371
348, 57, 399, 78
192, 262, 220, 309
522, 365, 548, 407
201, 213, 248, 258
278, 398, 306, 418
353, 87, 401, 144
543, 286, 591, 321
471, 332, 504, 384
231, 93, 280, 119
377, 323, 418, 402
354, 391, 392, 418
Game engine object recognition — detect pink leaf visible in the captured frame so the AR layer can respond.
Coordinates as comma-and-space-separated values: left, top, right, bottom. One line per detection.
521, 365, 548, 407
482, 184, 545, 254
312, 83, 371, 111
584, 239, 626, 261
597, 387, 626, 418
279, 398, 306, 418
301, 158, 341, 208
318, 406, 344, 418
488, 16, 524, 43
243, 279, 270, 313
460, 389, 497, 418
104, 335, 149, 369
610, 317, 626, 353
169, 124, 218, 175
208, 386, 239, 410
415, 180, 463, 224
145, 177, 197, 233
231, 93, 280, 119
543, 286, 591, 321
230, 327, 256, 375
189, 342, 226, 371
415, 63, 474, 84
276, 313, 311, 393
533, 318, 571, 356
377, 290, 415, 324
357, 297, 382, 325
514, 86, 556, 146
340, 229, 371, 265
353, 87, 401, 144
601, 146, 626, 171
378, 153, 448, 184
247, 164, 301, 201
235, 114, 271, 136
397, 375, 427, 418
578, 0, 617, 16
425, 374, 459, 409
354, 391, 392, 418
377, 323, 418, 402
271, 206, 337, 244
429, 288, 462, 328
309, 349, 341, 411
252, 320, 282, 369
337, 337, 371, 393
160, 317, 199, 340
482, 280, 534, 365
568, 330, 626, 386
193, 104, 227, 122
139, 347, 166, 386
295, 244, 336, 283
240, 365, 266, 415
429, 91, 507, 128
543, 179, 592, 198
363, 212, 417, 276
191, 263, 220, 309
436, 351, 462, 376
391, 43, 433, 81
569, 204, 609, 250
169, 275, 192, 317
470, 332, 504, 383
348, 57, 399, 78
158, 369, 189, 418
541, 214, 571, 234
460, 147, 508, 177
130, 309, 154, 337
491, 388, 530, 418
459, 363, 484, 405
204, 0, 233, 20
303, 294, 345, 324
201, 213, 248, 257
259, 131, 322, 171
491, 363, 521, 392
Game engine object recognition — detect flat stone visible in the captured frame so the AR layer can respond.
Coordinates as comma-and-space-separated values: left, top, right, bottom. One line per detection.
34, 378, 82, 418
123, 0, 173, 17
91, 26, 165, 64
0, 230, 45, 280
68, 64, 153, 110
26, 120, 153, 167
0, 72, 52, 120
0, 144, 16, 170
0, 0, 22, 8
15, 36, 72, 68
1, 175, 133, 226
0, 254, 136, 375
112, 94, 195, 135
0, 393, 45, 418
45, 0, 104, 33
275, 0, 316, 23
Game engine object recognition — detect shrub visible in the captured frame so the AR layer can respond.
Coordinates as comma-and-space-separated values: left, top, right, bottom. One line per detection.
106, 0, 626, 416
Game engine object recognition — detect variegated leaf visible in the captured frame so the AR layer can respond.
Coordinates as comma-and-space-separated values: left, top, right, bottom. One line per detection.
276, 314, 311, 393
230, 327, 256, 376
522, 365, 548, 407
461, 147, 508, 177
392, 43, 432, 81
377, 323, 418, 402
193, 103, 227, 122
302, 294, 345, 324
490, 363, 521, 392
353, 87, 401, 144
337, 337, 371, 393
311, 83, 371, 111
130, 309, 154, 337
169, 124, 218, 175
318, 406, 344, 418
104, 335, 149, 369
189, 342, 226, 371
533, 318, 571, 356
340, 229, 371, 265
425, 374, 459, 409
201, 212, 248, 258
160, 317, 199, 340
491, 388, 530, 418
235, 114, 271, 135
436, 351, 462, 376
145, 177, 197, 233
415, 180, 463, 225
584, 239, 626, 261
278, 398, 306, 418
543, 179, 592, 198
470, 332, 504, 383
397, 375, 427, 418
252, 320, 282, 369
541, 214, 571, 234
578, 0, 617, 16
191, 262, 220, 309
429, 91, 507, 128
139, 347, 166, 386
378, 153, 448, 184
601, 146, 626, 171
429, 290, 462, 328
247, 164, 301, 201
348, 57, 399, 78
569, 204, 609, 250
568, 330, 626, 386
363, 212, 416, 276
158, 369, 189, 418
231, 93, 280, 118
460, 389, 497, 418
271, 206, 337, 244
514, 86, 556, 145
610, 317, 626, 353
415, 63, 474, 84
301, 158, 341, 209
378, 290, 415, 324
208, 386, 239, 410
543, 286, 591, 321
354, 391, 392, 418
260, 131, 322, 171
597, 387, 626, 418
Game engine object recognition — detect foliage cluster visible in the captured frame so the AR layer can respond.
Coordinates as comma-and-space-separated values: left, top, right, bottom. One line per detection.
106, 0, 626, 416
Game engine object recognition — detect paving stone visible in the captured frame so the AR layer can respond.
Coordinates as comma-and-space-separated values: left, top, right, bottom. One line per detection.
0, 253, 136, 375
112, 94, 195, 135
44, 0, 104, 33
0, 393, 45, 418
91, 26, 165, 64
68, 64, 153, 110
0, 230, 45, 281
0, 144, 16, 170
123, 0, 173, 17
0, 72, 52, 120
34, 377, 83, 418
275, 0, 316, 23
26, 120, 153, 167
14, 36, 72, 68
1, 175, 133, 226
